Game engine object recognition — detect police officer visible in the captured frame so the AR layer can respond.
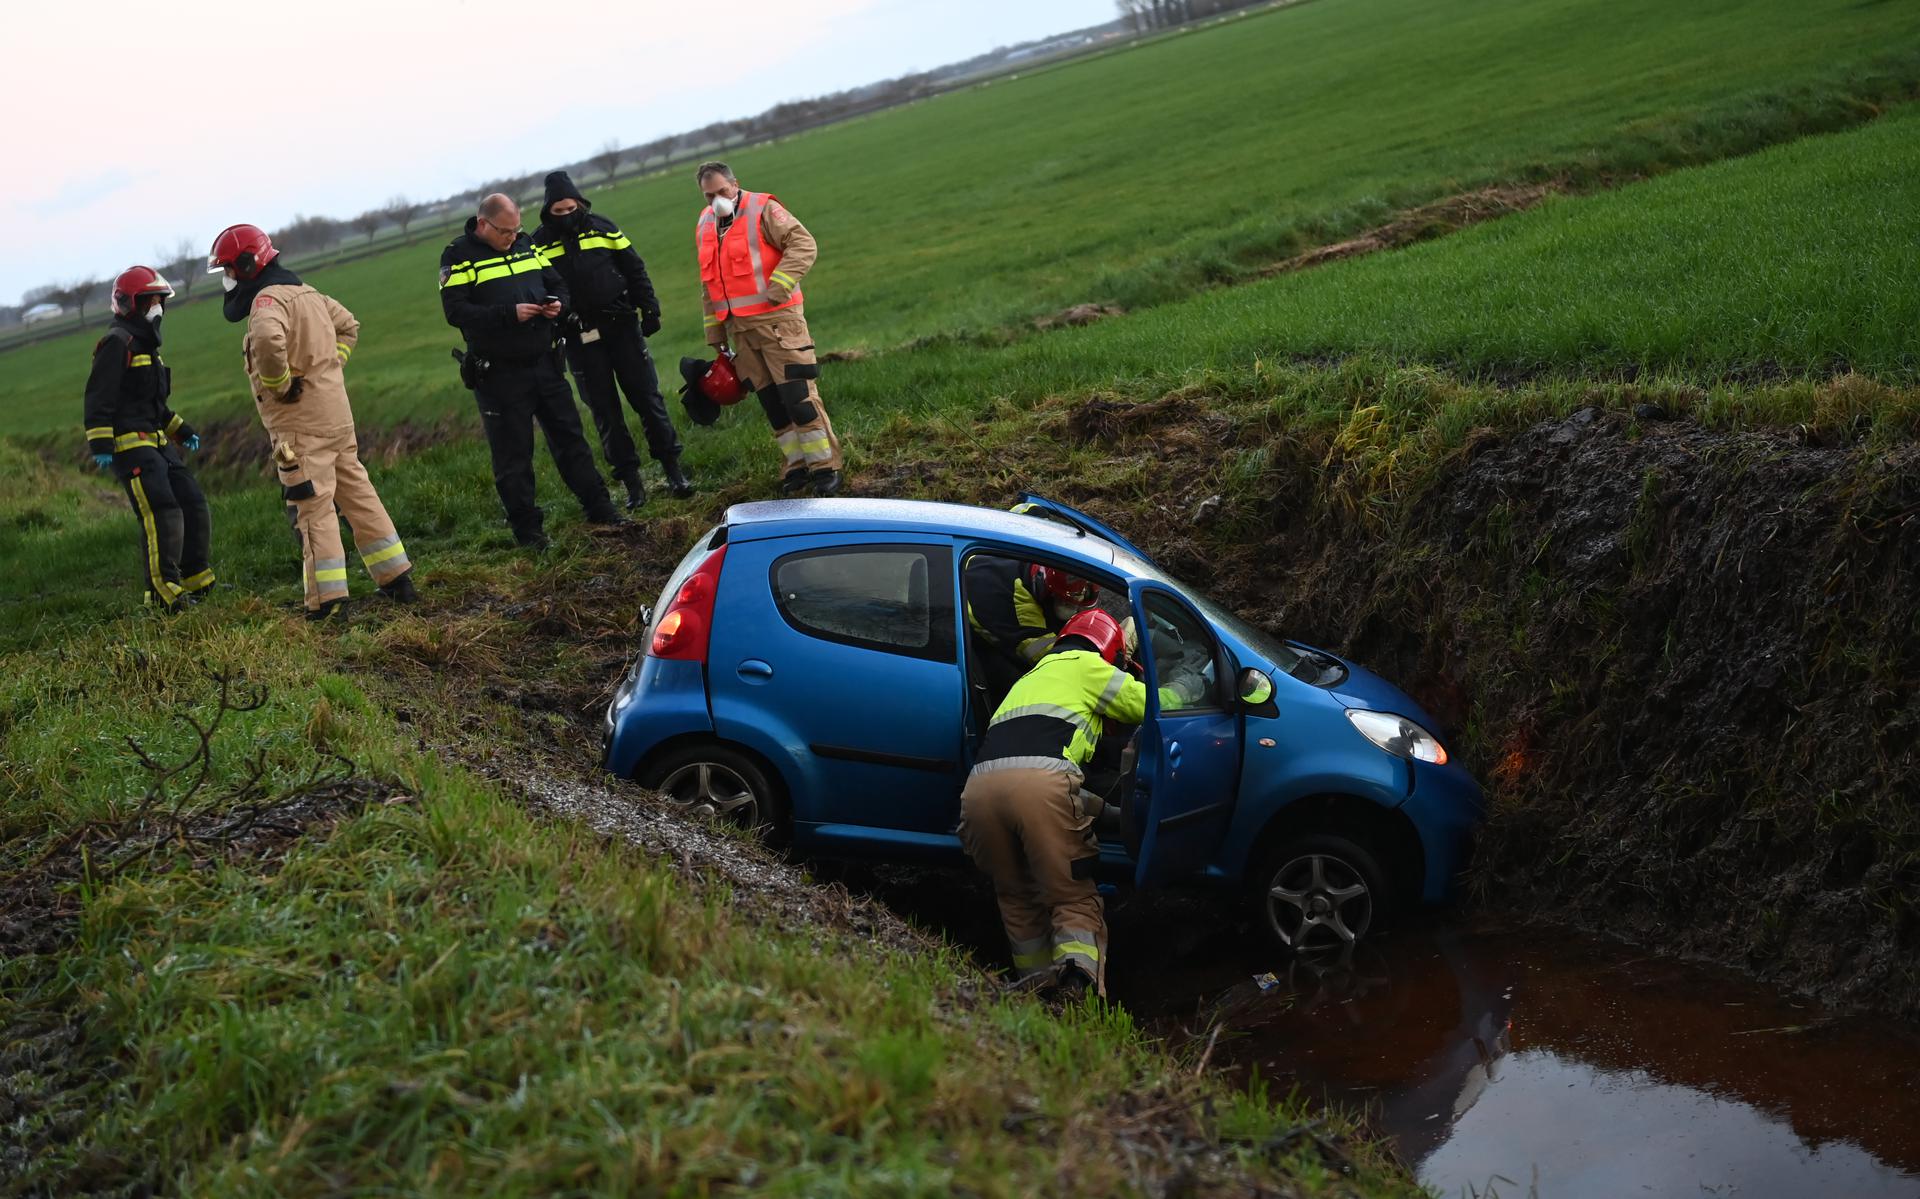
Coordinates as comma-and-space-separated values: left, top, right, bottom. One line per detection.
959, 609, 1202, 1002
211, 223, 417, 621
82, 266, 214, 609
441, 193, 624, 549
694, 161, 843, 497
531, 171, 693, 508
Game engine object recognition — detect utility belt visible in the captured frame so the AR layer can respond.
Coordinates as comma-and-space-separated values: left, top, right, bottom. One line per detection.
111, 429, 169, 452
452, 343, 558, 389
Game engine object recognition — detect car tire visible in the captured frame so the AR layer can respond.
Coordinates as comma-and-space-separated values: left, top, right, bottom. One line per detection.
1252, 834, 1390, 952
641, 743, 788, 843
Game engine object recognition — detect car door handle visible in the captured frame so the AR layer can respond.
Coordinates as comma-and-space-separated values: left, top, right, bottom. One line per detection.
1167, 740, 1182, 771
737, 659, 774, 683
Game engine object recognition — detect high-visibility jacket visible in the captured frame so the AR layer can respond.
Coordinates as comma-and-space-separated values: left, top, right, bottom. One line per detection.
82, 315, 194, 457
241, 282, 361, 437
964, 557, 1060, 669
972, 649, 1156, 779
696, 190, 804, 328
440, 220, 571, 361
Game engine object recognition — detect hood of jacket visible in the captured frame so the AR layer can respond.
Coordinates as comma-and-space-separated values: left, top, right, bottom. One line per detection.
222, 260, 304, 323
539, 170, 593, 230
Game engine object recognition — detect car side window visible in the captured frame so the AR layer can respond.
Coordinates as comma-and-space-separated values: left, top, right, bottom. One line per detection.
772, 544, 955, 663
1142, 591, 1220, 712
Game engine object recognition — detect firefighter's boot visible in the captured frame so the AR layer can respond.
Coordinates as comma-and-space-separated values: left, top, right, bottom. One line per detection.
379, 570, 419, 604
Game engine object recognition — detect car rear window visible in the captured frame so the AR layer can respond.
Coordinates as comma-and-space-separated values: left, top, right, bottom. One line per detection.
771, 544, 954, 662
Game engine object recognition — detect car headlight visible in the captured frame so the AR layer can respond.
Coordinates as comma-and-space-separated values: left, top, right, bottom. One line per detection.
1345, 709, 1449, 765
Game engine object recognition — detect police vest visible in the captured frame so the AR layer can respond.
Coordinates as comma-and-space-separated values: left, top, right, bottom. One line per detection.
696, 191, 802, 323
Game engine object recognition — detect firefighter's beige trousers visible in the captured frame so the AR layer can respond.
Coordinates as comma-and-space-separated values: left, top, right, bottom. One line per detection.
959, 765, 1107, 995
729, 314, 843, 476
278, 425, 409, 611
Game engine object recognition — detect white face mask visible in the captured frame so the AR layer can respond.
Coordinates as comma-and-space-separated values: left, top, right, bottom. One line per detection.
145, 302, 164, 322
222, 273, 238, 292
710, 193, 735, 219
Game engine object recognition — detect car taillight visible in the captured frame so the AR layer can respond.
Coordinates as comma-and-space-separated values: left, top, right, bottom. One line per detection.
650, 545, 727, 660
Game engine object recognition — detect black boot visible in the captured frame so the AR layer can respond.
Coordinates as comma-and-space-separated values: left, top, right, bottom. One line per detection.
306, 597, 348, 623
662, 456, 695, 499
514, 527, 550, 553
620, 471, 647, 511
809, 467, 842, 498
778, 467, 811, 497
379, 570, 419, 604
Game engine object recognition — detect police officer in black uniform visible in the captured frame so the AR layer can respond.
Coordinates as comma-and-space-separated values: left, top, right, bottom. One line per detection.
440, 192, 624, 550
83, 265, 214, 608
532, 171, 694, 508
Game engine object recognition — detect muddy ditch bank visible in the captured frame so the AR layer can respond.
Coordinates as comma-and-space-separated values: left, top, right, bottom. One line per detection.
853, 397, 1920, 1017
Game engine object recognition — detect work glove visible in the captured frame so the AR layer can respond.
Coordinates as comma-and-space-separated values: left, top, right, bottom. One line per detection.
640, 310, 662, 338
182, 433, 201, 452
275, 377, 305, 404
93, 452, 114, 471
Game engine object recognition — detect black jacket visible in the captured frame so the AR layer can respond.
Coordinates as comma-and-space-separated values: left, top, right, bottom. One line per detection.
82, 315, 192, 456
531, 171, 659, 327
439, 218, 571, 361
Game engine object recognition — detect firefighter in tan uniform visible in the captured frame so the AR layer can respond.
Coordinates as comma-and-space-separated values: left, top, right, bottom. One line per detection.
209, 224, 417, 621
694, 161, 843, 497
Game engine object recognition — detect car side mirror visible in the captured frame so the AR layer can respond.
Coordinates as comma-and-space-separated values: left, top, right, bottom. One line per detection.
1238, 667, 1276, 714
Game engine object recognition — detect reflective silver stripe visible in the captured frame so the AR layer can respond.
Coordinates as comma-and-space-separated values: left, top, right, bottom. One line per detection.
1092, 668, 1132, 718
989, 703, 1089, 735
1016, 632, 1056, 663
740, 192, 769, 291
968, 756, 1082, 779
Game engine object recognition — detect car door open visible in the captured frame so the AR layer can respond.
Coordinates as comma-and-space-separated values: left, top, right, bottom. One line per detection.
1128, 582, 1244, 888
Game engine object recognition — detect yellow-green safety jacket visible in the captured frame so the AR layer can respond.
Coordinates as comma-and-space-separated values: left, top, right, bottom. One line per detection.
972, 648, 1184, 779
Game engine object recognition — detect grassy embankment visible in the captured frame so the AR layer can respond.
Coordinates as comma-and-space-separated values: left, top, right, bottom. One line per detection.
3, 0, 1918, 442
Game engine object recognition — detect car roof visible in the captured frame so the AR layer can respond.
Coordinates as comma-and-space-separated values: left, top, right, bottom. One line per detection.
723, 498, 1121, 566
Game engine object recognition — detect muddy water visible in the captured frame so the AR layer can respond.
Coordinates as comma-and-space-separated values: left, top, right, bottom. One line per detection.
1118, 917, 1920, 1198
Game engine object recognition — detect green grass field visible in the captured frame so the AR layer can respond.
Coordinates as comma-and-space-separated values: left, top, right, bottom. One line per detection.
2, 0, 1917, 438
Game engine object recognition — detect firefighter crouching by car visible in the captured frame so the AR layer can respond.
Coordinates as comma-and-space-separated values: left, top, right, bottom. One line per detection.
694, 161, 842, 497
532, 170, 693, 508
442, 193, 625, 550
210, 223, 416, 621
83, 266, 215, 609
959, 608, 1200, 1002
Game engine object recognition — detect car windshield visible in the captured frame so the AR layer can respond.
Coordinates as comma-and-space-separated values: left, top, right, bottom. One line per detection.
1112, 548, 1343, 686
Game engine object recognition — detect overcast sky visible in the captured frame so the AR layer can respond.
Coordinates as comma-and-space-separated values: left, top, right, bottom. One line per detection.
0, 0, 1114, 305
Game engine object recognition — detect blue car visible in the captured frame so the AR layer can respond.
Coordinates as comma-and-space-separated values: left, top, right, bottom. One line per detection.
603, 495, 1485, 949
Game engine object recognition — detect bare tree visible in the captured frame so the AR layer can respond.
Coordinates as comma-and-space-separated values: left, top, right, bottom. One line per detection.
160, 236, 197, 300
1115, 0, 1152, 32
592, 138, 625, 181
350, 208, 385, 245
53, 277, 104, 324
386, 195, 423, 244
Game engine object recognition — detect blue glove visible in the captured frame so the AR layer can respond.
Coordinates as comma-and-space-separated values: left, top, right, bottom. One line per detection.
93, 452, 114, 471
183, 433, 201, 452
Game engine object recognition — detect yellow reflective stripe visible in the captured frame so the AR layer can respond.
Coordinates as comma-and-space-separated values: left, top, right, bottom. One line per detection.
702, 314, 722, 327
539, 243, 566, 260
576, 234, 630, 252
1011, 949, 1053, 969
259, 368, 292, 387
128, 475, 179, 603
86, 426, 113, 439
313, 567, 349, 582
181, 569, 216, 592
1053, 941, 1101, 963
336, 341, 353, 361
470, 253, 546, 285
769, 269, 796, 290
129, 354, 154, 367
166, 414, 184, 436
114, 431, 166, 450
362, 539, 407, 567
441, 268, 477, 287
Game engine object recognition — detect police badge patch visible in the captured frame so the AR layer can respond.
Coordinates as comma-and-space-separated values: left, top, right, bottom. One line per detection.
439, 266, 451, 286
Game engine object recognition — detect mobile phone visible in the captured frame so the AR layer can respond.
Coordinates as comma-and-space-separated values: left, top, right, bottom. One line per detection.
543, 295, 559, 305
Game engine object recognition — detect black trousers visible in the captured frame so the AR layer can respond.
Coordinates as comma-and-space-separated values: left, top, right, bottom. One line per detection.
563, 315, 682, 479
113, 444, 212, 605
473, 355, 616, 539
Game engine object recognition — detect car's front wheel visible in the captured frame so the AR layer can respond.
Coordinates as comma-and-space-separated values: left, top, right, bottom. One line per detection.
1253, 834, 1389, 951
641, 744, 787, 841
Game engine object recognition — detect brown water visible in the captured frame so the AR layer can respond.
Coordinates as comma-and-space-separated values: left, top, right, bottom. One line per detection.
1119, 918, 1920, 1198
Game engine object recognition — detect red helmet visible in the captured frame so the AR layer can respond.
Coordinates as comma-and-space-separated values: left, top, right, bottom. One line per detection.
697, 350, 746, 405
1057, 608, 1125, 665
207, 223, 278, 280
110, 266, 174, 317
1027, 563, 1097, 609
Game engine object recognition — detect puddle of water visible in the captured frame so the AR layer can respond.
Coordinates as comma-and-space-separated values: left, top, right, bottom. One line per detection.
1117, 918, 1920, 1199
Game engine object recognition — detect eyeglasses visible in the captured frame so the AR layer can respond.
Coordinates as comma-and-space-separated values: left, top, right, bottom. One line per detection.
479, 216, 522, 237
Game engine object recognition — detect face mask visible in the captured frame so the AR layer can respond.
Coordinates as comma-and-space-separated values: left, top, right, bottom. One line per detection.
145, 302, 164, 322
222, 273, 238, 292
565, 208, 589, 230
710, 193, 735, 219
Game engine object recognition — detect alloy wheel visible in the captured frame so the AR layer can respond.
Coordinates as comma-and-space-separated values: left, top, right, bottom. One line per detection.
1266, 852, 1374, 951
657, 760, 761, 826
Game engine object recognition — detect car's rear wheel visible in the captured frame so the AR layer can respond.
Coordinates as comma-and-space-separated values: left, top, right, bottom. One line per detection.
1254, 834, 1389, 952
641, 744, 786, 841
